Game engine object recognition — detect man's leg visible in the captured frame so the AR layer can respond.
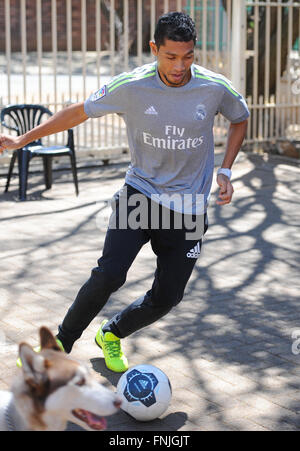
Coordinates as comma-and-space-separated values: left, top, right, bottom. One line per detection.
103, 213, 208, 338
57, 226, 150, 353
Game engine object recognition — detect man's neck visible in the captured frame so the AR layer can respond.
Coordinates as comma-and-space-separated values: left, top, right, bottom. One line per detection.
157, 68, 192, 88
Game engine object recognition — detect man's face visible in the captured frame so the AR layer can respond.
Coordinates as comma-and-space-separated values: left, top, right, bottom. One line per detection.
150, 39, 195, 87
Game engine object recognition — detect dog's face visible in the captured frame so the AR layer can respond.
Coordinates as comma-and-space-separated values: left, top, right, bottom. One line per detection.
12, 327, 121, 431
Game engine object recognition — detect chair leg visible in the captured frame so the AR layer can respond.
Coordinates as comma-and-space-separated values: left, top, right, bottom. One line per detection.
43, 156, 53, 190
5, 151, 17, 192
17, 149, 31, 201
70, 152, 79, 196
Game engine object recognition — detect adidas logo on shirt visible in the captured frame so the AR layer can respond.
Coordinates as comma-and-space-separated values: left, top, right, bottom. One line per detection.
186, 242, 201, 259
144, 106, 158, 115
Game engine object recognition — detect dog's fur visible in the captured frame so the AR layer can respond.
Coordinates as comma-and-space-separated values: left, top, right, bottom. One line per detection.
0, 327, 121, 431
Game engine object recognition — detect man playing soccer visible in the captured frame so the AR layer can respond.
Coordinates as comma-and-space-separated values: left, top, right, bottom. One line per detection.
0, 12, 249, 372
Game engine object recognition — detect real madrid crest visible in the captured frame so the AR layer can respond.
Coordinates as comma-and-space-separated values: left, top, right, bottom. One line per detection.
195, 104, 207, 120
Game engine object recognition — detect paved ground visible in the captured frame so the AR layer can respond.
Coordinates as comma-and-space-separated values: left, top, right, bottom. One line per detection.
0, 149, 300, 431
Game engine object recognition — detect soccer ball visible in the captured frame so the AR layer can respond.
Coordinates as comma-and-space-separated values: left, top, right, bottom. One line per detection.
116, 364, 172, 421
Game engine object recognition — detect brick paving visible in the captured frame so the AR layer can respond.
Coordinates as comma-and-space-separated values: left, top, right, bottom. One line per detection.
0, 150, 299, 431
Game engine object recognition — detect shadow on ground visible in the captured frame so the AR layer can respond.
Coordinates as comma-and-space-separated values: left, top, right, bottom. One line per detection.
1, 153, 300, 430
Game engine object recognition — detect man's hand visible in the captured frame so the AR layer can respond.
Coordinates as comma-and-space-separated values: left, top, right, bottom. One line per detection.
216, 174, 234, 205
0, 135, 23, 154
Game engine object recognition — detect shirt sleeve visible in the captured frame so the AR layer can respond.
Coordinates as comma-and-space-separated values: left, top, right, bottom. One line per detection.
218, 77, 250, 123
84, 82, 127, 118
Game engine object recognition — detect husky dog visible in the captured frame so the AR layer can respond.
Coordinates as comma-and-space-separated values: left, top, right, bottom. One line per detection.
0, 327, 121, 431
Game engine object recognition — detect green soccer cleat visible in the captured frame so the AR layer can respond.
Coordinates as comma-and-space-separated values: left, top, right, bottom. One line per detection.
95, 320, 128, 373
16, 338, 65, 368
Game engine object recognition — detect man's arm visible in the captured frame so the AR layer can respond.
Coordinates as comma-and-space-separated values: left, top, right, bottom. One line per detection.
216, 119, 248, 206
0, 102, 88, 154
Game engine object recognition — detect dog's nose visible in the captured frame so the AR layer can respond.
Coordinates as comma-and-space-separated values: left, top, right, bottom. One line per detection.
114, 398, 122, 408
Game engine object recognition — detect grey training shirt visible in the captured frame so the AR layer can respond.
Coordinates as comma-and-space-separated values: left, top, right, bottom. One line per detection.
84, 62, 250, 214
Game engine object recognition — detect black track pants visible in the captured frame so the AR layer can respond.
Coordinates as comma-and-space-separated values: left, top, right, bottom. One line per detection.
57, 185, 208, 353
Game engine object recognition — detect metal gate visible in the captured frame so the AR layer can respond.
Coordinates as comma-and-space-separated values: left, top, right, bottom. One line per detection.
0, 0, 299, 160
241, 1, 300, 146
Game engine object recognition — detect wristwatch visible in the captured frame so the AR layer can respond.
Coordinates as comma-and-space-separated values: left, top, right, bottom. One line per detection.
217, 168, 232, 180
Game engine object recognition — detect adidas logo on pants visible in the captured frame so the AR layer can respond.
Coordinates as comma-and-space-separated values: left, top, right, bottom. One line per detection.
186, 242, 201, 258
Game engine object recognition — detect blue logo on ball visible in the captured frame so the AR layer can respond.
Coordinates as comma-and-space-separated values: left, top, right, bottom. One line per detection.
123, 369, 158, 407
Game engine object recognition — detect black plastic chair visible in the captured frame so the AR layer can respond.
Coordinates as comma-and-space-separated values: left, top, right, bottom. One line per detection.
1, 104, 79, 200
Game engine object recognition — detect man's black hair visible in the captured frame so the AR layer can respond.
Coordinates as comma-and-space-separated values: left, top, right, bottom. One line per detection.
154, 12, 197, 48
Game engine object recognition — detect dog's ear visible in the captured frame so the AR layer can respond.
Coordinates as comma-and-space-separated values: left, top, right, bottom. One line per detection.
19, 343, 48, 393
39, 326, 62, 352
